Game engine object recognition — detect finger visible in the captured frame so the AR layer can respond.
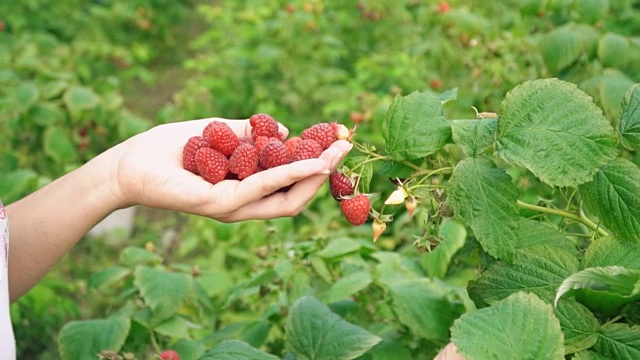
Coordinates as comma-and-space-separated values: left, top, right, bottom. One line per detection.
221, 141, 352, 221
228, 157, 332, 205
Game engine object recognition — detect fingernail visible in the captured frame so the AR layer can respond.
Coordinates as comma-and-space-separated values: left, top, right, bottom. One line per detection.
321, 169, 331, 174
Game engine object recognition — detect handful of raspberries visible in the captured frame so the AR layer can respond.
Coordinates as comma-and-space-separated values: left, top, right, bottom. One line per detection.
182, 114, 350, 184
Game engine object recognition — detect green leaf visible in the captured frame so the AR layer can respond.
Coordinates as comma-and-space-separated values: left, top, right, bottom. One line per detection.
28, 102, 66, 126
310, 256, 333, 283
63, 86, 99, 115
317, 237, 361, 259
554, 266, 640, 306
200, 340, 279, 360
119, 246, 162, 267
14, 81, 39, 112
43, 126, 79, 164
323, 271, 372, 303
583, 236, 640, 270
117, 110, 152, 140
0, 169, 37, 202
41, 80, 68, 100
438, 87, 458, 104
173, 339, 207, 360
580, 158, 640, 243
451, 292, 564, 360
515, 218, 579, 255
573, 350, 610, 360
450, 118, 497, 157
597, 71, 635, 124
573, 0, 610, 24
344, 156, 373, 193
364, 340, 413, 360
285, 296, 381, 360
619, 83, 640, 151
555, 299, 600, 354
88, 266, 130, 290
496, 78, 618, 187
469, 245, 580, 304
58, 317, 130, 360
421, 218, 467, 279
595, 323, 640, 360
390, 279, 467, 343
541, 24, 586, 73
154, 316, 191, 339
134, 266, 192, 324
195, 271, 233, 298
598, 32, 631, 69
448, 157, 520, 261
382, 90, 451, 160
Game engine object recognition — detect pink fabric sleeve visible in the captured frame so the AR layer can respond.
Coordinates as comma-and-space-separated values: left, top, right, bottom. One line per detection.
0, 201, 16, 359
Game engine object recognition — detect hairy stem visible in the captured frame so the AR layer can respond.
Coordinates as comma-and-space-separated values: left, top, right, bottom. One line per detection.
516, 200, 609, 237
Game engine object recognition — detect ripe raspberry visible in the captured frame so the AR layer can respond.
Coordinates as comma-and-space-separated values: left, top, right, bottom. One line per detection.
203, 121, 239, 156
182, 136, 210, 174
250, 113, 279, 138
284, 136, 302, 156
260, 141, 291, 169
291, 139, 323, 162
229, 143, 260, 179
195, 148, 229, 184
329, 171, 355, 200
340, 195, 371, 226
301, 123, 336, 150
255, 136, 280, 154
159, 350, 180, 360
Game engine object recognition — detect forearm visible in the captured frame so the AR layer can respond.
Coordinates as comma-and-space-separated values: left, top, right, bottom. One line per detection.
6, 148, 125, 301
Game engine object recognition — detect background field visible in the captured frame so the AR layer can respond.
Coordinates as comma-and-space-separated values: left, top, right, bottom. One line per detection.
2, 1, 640, 359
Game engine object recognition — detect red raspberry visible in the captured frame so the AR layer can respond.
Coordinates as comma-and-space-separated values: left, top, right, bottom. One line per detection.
329, 171, 355, 200
250, 113, 279, 138
159, 350, 180, 360
301, 122, 340, 150
195, 148, 229, 184
284, 136, 302, 156
291, 139, 323, 162
203, 121, 239, 156
260, 141, 291, 169
182, 136, 209, 174
229, 143, 259, 179
255, 136, 280, 154
340, 195, 371, 226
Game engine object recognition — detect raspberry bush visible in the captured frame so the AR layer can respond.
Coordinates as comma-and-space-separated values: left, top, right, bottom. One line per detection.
4, 1, 640, 359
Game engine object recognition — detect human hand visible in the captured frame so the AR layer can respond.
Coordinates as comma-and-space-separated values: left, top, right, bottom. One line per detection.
101, 118, 352, 222
434, 343, 465, 360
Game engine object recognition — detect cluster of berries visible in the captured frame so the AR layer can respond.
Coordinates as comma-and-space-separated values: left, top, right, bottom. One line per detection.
182, 114, 348, 185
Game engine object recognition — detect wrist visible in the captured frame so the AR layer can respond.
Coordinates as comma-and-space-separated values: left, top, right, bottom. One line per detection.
83, 143, 132, 211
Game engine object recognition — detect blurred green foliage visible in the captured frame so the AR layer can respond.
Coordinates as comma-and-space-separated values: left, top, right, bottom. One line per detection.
2, 0, 640, 359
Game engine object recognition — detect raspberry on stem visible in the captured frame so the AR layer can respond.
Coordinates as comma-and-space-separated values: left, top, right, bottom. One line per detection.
340, 195, 371, 226
329, 171, 355, 201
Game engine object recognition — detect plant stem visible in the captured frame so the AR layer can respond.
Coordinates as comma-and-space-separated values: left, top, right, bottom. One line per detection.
516, 200, 609, 236
351, 141, 423, 172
